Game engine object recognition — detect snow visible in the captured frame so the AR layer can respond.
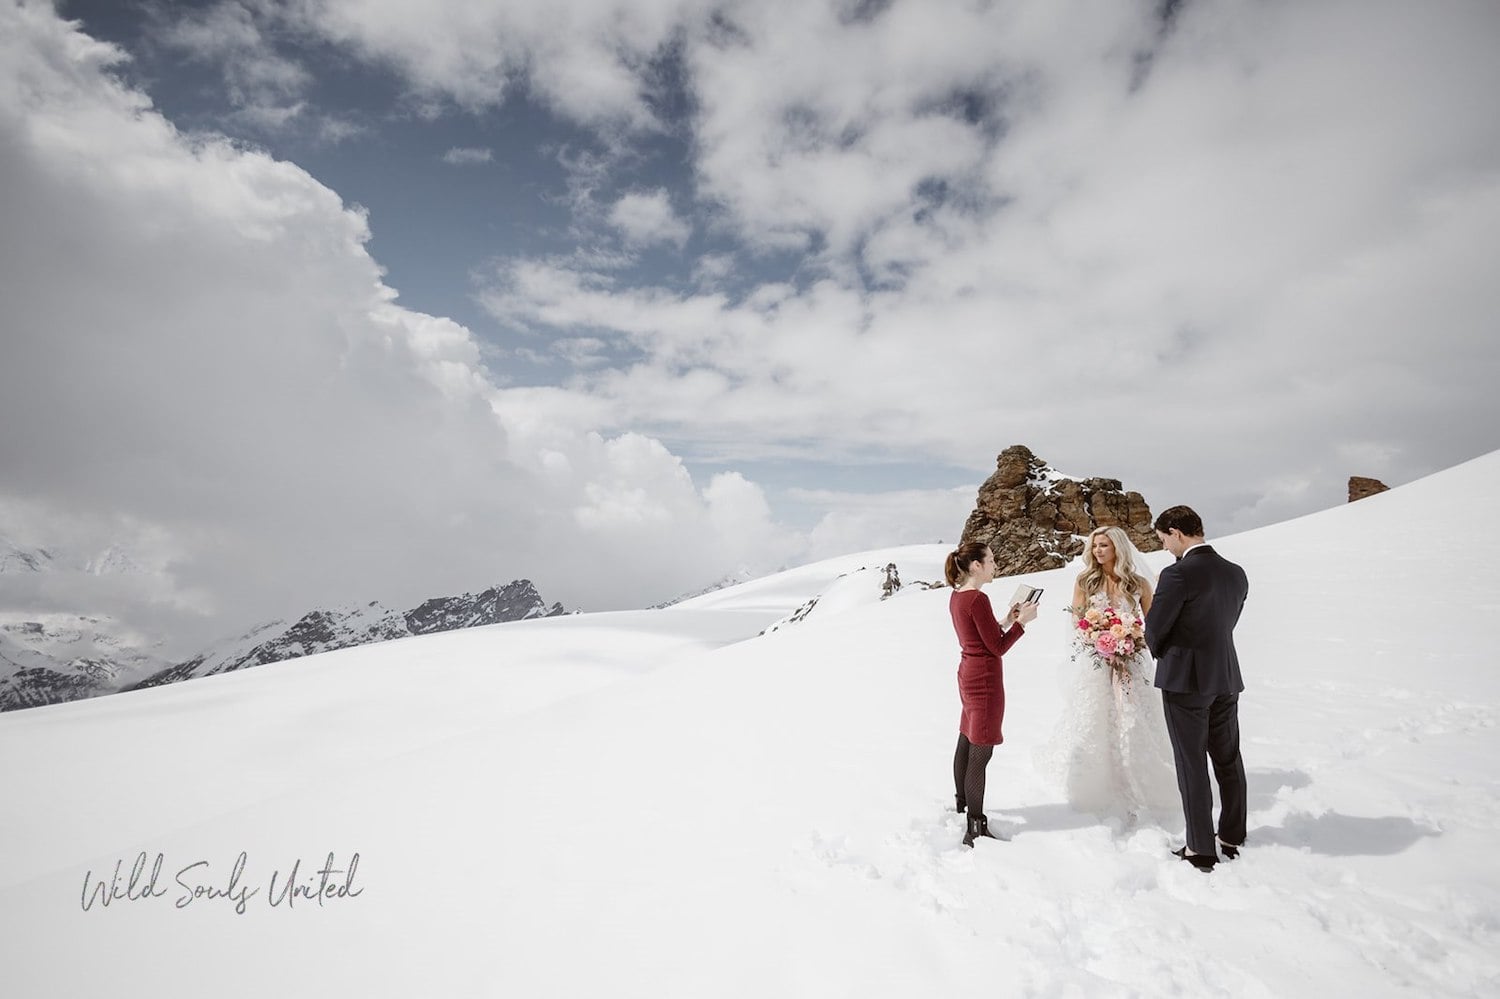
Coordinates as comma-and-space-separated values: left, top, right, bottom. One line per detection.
0, 537, 54, 573
1, 452, 1498, 996
84, 544, 149, 577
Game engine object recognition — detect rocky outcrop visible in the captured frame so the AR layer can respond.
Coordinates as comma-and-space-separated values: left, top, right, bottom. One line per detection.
0, 666, 100, 711
880, 563, 901, 599
1349, 476, 1389, 503
959, 445, 1161, 576
405, 581, 564, 635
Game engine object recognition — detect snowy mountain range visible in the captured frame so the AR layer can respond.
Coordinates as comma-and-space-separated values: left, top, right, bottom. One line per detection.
650, 568, 760, 608
0, 540, 565, 711
0, 538, 57, 573
127, 580, 566, 692
0, 536, 171, 710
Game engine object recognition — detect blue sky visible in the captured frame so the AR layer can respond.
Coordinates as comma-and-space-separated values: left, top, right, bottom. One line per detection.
58, 0, 708, 367
55, 0, 969, 499
3, 0, 1499, 648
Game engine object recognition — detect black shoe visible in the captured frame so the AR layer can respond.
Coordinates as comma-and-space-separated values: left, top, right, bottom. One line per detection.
955, 794, 966, 814
963, 814, 1000, 847
1219, 840, 1241, 860
1173, 846, 1216, 872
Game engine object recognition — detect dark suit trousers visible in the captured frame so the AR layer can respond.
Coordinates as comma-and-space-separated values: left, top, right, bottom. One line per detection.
1162, 691, 1247, 855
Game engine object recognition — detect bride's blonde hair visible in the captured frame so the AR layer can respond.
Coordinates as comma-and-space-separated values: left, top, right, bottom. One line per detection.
1077, 526, 1145, 601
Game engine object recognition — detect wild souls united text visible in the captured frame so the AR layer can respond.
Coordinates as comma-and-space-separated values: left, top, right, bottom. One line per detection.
80, 851, 363, 915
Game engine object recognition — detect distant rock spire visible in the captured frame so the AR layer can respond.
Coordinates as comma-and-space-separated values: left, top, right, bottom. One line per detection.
1348, 476, 1390, 503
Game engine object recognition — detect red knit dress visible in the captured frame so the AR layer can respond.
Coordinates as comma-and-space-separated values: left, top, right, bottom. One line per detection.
950, 588, 1025, 746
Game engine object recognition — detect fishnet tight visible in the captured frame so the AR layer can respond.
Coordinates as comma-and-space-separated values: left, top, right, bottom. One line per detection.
952, 733, 994, 818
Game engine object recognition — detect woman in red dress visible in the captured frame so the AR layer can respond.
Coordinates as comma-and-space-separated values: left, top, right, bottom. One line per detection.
947, 541, 1037, 846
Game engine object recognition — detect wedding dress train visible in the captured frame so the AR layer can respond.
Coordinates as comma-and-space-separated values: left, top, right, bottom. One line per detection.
1039, 591, 1181, 822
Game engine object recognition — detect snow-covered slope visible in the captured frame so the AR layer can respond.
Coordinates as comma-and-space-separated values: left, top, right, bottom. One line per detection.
1, 452, 1497, 997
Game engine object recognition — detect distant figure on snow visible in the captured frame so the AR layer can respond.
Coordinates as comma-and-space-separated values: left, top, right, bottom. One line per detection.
945, 541, 1038, 847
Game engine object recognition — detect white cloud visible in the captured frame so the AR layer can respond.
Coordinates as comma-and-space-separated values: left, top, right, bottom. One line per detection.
461, 0, 1500, 534
691, 253, 734, 287
553, 336, 611, 366
157, 0, 311, 127
9, 0, 1500, 653
684, 0, 1006, 256
702, 470, 796, 570
288, 0, 701, 128
315, 116, 366, 143
442, 145, 492, 165
794, 485, 976, 564
608, 188, 691, 248
0, 2, 799, 650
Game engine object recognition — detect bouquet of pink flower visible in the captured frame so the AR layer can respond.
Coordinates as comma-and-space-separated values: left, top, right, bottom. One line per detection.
1069, 602, 1146, 674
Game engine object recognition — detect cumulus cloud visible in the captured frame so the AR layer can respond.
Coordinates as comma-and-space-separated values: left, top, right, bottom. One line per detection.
691, 253, 734, 287
0, 1, 798, 650
608, 189, 691, 248
460, 0, 1500, 533
121, 0, 1495, 540
283, 0, 700, 129
156, 0, 312, 127
442, 145, 492, 165
9, 0, 1500, 657
794, 486, 977, 564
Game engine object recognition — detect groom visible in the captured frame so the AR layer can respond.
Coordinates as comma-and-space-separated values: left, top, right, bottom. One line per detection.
1144, 505, 1249, 872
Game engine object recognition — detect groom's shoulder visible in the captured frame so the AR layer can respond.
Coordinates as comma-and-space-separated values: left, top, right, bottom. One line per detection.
1202, 547, 1249, 585
1204, 545, 1245, 572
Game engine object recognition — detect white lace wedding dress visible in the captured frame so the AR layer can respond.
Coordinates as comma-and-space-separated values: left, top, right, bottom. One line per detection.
1039, 591, 1180, 822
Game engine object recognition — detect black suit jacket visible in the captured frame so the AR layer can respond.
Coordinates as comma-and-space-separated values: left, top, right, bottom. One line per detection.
1145, 545, 1249, 696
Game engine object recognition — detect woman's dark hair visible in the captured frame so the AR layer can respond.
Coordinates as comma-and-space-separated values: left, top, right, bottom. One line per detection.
1153, 505, 1204, 537
945, 542, 990, 588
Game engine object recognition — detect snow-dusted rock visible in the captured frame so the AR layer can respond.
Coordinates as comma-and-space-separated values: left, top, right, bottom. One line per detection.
960, 444, 1161, 575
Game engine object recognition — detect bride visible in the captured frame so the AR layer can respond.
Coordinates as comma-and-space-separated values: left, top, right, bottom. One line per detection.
1040, 526, 1179, 822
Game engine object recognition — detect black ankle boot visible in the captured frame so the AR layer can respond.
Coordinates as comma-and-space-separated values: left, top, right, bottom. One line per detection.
963, 814, 998, 847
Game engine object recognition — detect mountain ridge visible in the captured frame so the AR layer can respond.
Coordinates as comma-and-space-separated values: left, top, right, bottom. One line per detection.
0, 578, 566, 711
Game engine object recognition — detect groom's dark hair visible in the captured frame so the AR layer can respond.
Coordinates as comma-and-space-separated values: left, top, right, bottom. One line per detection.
1154, 505, 1204, 537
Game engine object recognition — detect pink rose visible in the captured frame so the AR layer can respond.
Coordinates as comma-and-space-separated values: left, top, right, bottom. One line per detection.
1076, 619, 1091, 630
1094, 632, 1118, 656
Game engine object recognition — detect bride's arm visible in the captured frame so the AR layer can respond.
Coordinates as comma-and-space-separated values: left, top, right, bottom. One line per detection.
1136, 574, 1154, 616
1069, 578, 1085, 614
